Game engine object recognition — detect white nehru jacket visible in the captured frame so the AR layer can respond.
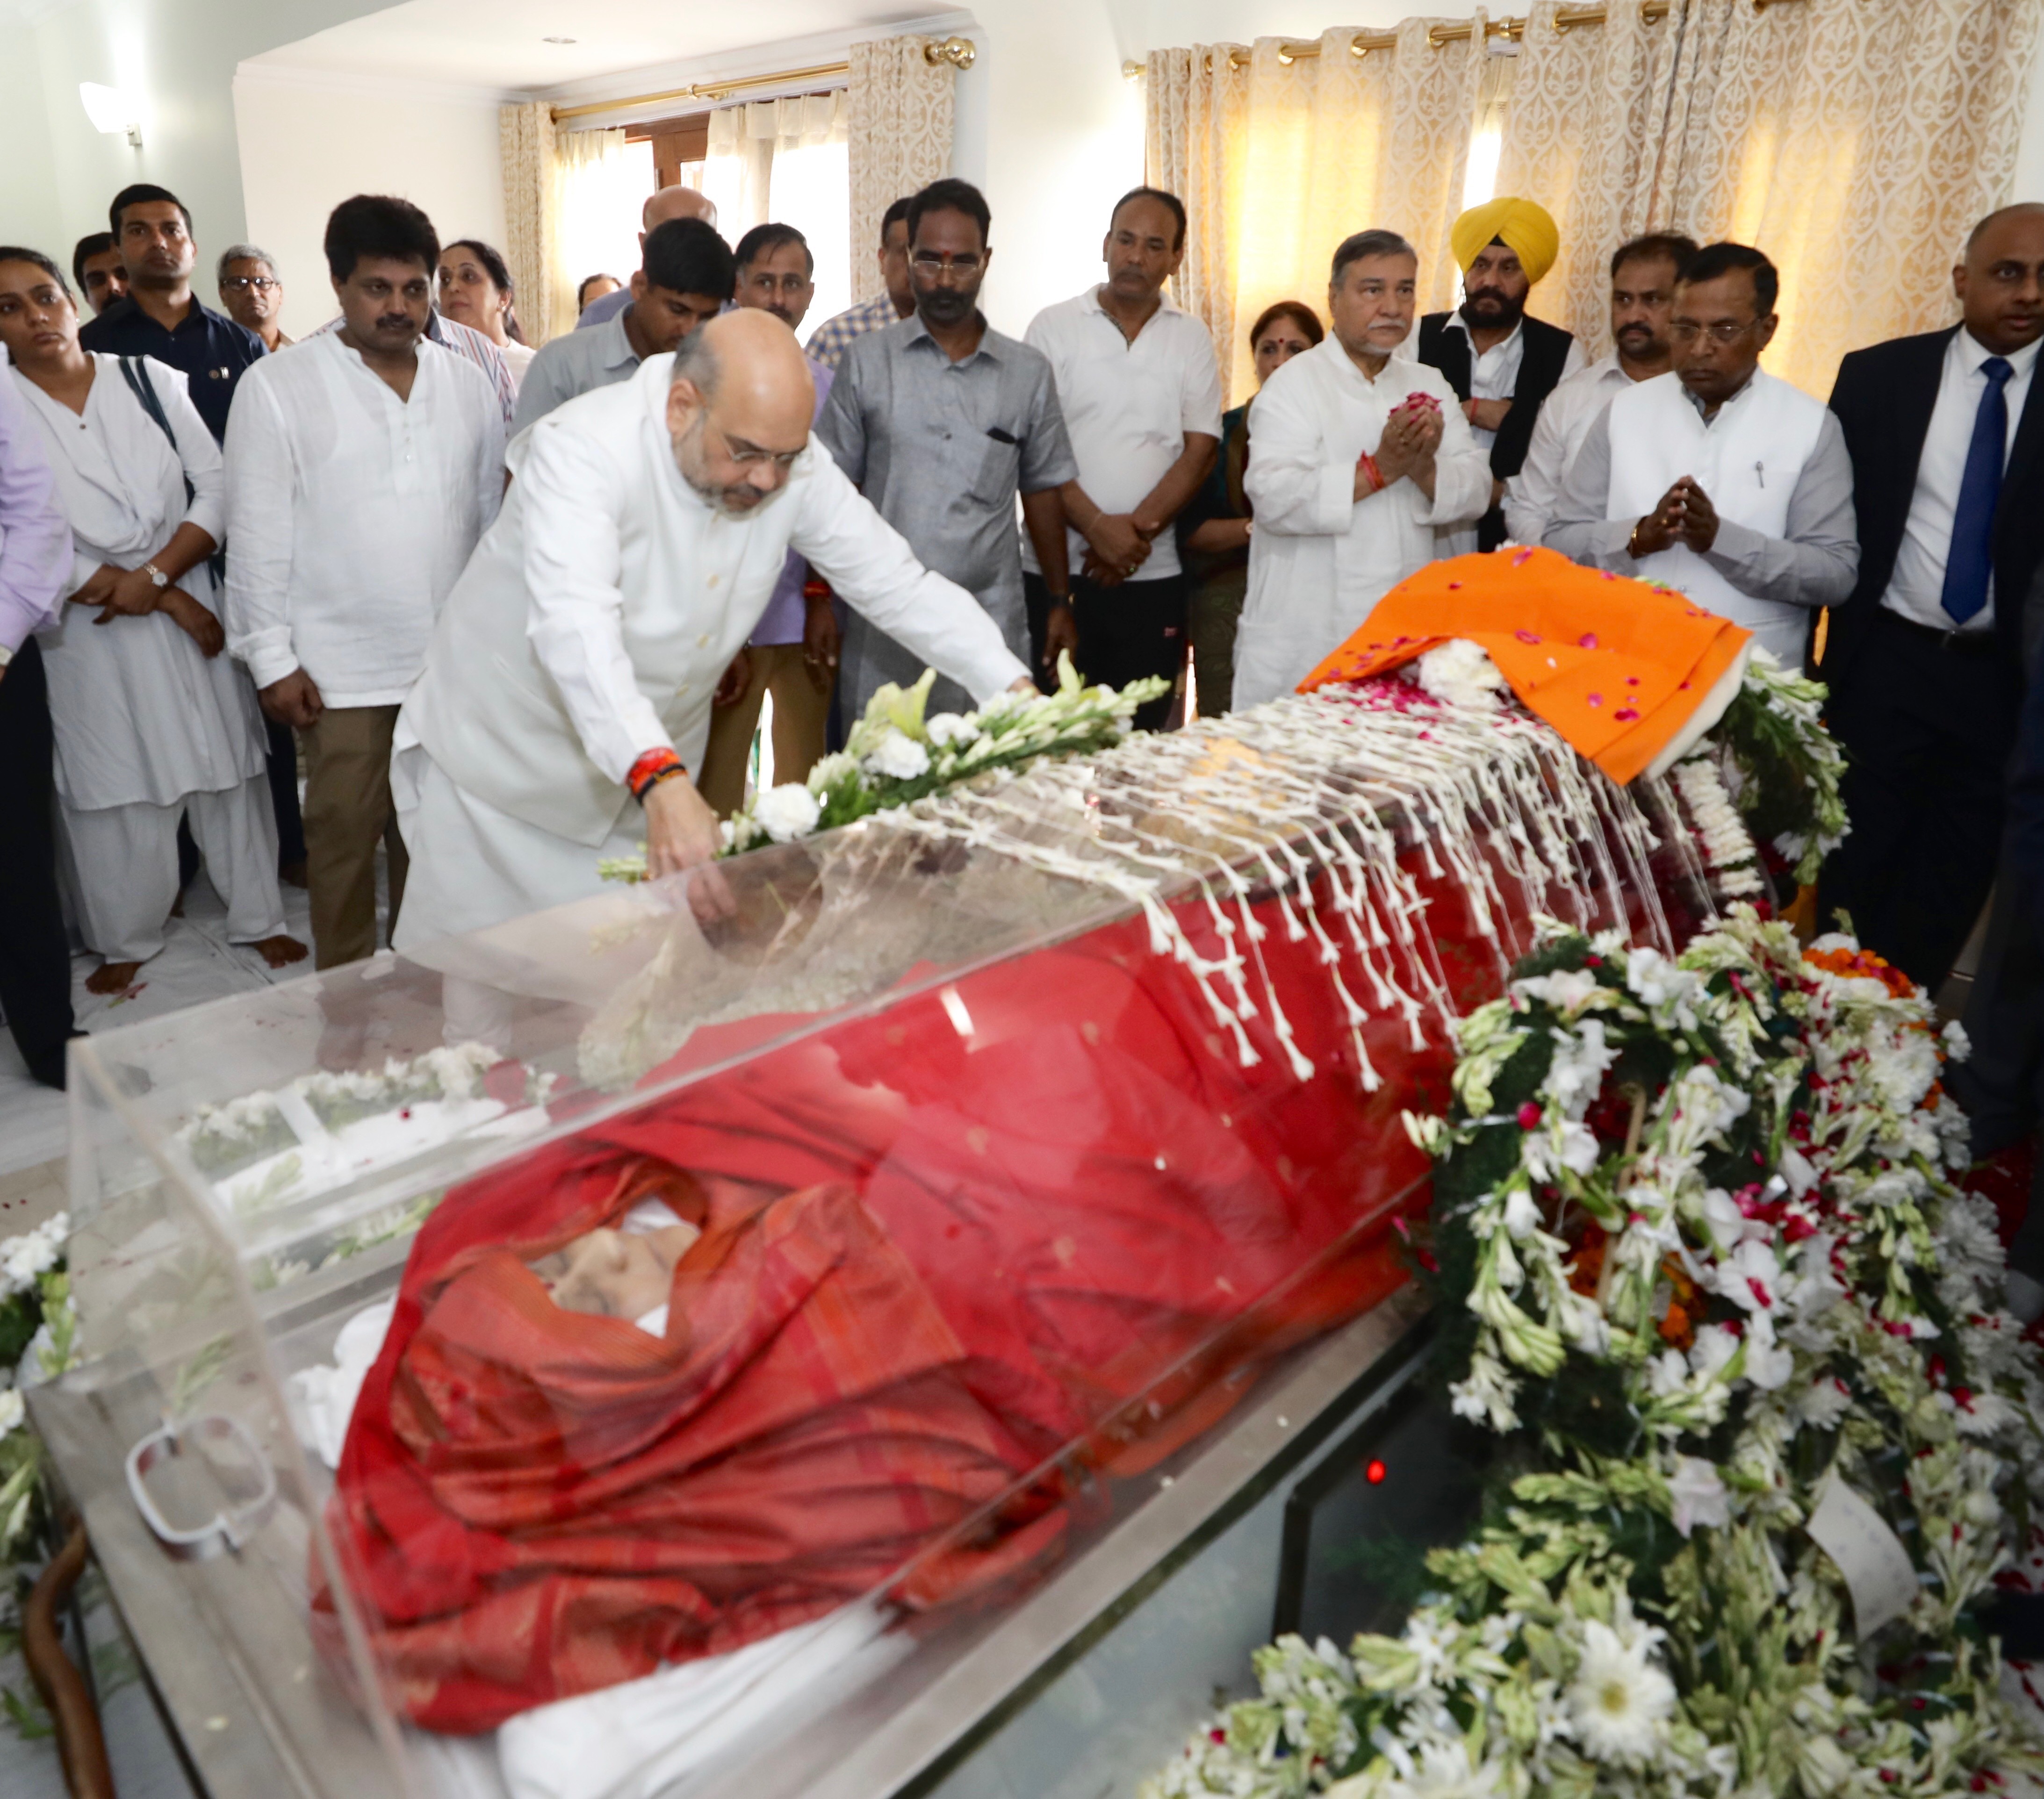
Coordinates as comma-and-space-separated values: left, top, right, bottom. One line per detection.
401, 353, 1028, 849
1602, 370, 1829, 665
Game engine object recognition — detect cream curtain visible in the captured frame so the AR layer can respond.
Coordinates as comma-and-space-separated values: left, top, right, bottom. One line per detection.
1496, 0, 2041, 395
1146, 19, 1491, 405
704, 93, 849, 244
847, 36, 955, 303
1151, 0, 2040, 405
499, 101, 561, 345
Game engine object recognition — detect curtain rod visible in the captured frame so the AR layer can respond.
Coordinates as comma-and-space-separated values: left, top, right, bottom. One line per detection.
552, 35, 975, 123
1119, 0, 1805, 78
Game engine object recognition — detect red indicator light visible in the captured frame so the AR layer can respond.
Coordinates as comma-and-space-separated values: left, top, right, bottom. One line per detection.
1365, 1459, 1387, 1485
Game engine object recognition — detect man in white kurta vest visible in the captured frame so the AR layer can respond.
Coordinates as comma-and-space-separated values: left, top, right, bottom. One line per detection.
1548, 242, 1857, 671
392, 309, 1032, 950
1233, 229, 1491, 709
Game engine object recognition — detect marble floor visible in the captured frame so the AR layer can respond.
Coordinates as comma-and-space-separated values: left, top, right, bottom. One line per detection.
0, 874, 319, 1210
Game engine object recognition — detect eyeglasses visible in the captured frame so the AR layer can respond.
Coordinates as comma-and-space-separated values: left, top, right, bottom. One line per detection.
1670, 318, 1761, 345
911, 251, 982, 282
222, 276, 279, 294
702, 413, 804, 470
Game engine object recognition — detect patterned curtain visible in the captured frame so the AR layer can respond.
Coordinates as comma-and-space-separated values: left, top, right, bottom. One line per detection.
848, 36, 955, 304
1147, 18, 1489, 405
500, 101, 562, 345
1496, 0, 2041, 396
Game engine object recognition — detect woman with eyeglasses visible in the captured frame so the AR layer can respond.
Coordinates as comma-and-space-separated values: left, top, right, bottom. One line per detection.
0, 246, 305, 993
1176, 300, 1324, 717
438, 239, 535, 391
216, 244, 291, 352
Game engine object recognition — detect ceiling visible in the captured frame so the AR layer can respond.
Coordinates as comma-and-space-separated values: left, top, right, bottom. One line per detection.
243, 0, 938, 95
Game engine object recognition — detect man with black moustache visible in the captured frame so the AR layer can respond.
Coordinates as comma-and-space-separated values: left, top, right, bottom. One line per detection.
1418, 197, 1583, 552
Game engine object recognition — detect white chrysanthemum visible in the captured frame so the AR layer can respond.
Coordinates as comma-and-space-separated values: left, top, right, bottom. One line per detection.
805, 750, 858, 791
1690, 1323, 1743, 1381
1668, 1455, 1730, 1537
925, 712, 979, 749
1385, 1739, 1504, 1799
863, 727, 931, 781
1741, 1312, 1795, 1391
751, 782, 822, 844
1566, 1617, 1676, 1766
1514, 969, 1604, 1018
1624, 946, 1703, 1028
1543, 1019, 1617, 1116
1794, 1376, 1852, 1431
1407, 638, 1508, 713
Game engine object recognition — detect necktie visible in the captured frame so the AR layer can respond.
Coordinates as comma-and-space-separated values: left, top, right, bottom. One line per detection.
1940, 355, 2015, 624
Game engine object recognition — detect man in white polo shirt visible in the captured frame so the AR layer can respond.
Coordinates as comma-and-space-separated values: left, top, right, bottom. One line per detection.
1023, 187, 1223, 729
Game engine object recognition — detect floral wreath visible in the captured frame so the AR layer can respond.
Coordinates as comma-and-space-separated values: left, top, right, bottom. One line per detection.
1150, 910, 2044, 1799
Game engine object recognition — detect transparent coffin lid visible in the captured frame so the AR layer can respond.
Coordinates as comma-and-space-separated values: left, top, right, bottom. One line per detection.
48, 703, 1713, 1799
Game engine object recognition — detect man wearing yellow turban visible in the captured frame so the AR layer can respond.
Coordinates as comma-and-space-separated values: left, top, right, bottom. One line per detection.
1418, 196, 1583, 552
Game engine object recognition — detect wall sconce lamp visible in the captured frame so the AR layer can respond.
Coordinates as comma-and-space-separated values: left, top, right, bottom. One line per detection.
79, 83, 143, 149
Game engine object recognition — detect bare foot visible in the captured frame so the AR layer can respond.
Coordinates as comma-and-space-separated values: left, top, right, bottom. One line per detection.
251, 934, 309, 969
280, 860, 309, 889
86, 960, 144, 995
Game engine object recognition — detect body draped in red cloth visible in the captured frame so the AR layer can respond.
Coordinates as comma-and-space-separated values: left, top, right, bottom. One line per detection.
327, 889, 1467, 1732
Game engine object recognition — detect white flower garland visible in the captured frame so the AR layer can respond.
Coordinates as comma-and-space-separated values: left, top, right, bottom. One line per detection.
1149, 913, 2044, 1799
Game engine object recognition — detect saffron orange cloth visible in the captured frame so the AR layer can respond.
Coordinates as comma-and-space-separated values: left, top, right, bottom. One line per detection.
1298, 547, 1752, 785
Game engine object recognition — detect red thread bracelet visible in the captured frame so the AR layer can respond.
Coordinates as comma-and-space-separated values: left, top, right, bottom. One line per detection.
627, 748, 683, 802
1358, 451, 1384, 495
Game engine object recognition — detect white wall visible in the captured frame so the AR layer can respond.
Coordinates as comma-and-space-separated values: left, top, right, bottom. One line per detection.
4, 0, 399, 286
0, 21, 64, 261
2016, 48, 2044, 211
232, 67, 509, 338
949, 0, 1426, 337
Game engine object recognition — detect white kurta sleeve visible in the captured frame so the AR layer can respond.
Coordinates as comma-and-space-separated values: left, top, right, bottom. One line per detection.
155, 361, 226, 546
790, 453, 1029, 703
1415, 380, 1492, 528
1241, 380, 1356, 537
1503, 389, 1573, 548
222, 371, 301, 690
519, 420, 674, 784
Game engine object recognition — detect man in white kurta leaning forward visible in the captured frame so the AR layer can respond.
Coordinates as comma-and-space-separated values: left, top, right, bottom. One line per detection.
1546, 241, 1858, 672
1502, 230, 1698, 549
1232, 229, 1491, 710
392, 308, 1034, 950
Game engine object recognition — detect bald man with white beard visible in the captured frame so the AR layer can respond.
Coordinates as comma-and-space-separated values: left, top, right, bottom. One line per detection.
392, 309, 1032, 947
576, 186, 719, 333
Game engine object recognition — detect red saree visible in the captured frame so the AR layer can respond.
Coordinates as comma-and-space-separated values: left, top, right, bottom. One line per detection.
329, 874, 1500, 1732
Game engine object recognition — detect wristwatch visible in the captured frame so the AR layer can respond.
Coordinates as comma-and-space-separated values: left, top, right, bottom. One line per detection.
143, 563, 170, 589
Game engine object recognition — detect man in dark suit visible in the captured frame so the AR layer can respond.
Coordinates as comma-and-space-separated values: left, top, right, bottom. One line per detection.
1417, 197, 1582, 553
1821, 202, 2044, 993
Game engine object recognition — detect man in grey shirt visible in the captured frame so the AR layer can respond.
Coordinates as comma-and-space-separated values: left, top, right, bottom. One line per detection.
1545, 243, 1855, 673
511, 219, 733, 435
817, 178, 1077, 719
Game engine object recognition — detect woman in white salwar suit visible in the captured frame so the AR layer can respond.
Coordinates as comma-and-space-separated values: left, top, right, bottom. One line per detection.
0, 249, 305, 991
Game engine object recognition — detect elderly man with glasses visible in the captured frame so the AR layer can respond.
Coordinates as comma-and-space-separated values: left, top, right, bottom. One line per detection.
217, 244, 291, 351
1546, 240, 1857, 672
391, 307, 1035, 951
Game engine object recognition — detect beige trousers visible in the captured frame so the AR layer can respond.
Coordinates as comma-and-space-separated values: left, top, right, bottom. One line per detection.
302, 703, 407, 969
694, 644, 833, 819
